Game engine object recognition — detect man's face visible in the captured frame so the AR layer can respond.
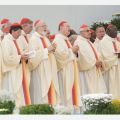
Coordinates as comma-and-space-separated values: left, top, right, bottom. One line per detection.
13, 29, 21, 39
61, 23, 70, 36
22, 23, 33, 34
2, 22, 11, 33
39, 21, 47, 32
36, 21, 48, 36
81, 29, 91, 39
107, 26, 117, 38
96, 27, 105, 40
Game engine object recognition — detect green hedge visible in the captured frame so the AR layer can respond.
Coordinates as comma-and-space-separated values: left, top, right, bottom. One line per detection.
84, 102, 120, 114
0, 101, 15, 114
20, 104, 55, 114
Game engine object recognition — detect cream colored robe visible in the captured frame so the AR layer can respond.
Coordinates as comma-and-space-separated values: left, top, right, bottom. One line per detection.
0, 32, 7, 89
53, 33, 81, 107
0, 40, 2, 89
1, 33, 25, 107
17, 30, 31, 50
98, 35, 120, 98
94, 37, 102, 51
28, 32, 60, 105
0, 30, 3, 40
74, 35, 107, 95
17, 30, 31, 86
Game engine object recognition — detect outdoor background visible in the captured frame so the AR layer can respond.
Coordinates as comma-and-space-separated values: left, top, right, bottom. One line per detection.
0, 5, 120, 33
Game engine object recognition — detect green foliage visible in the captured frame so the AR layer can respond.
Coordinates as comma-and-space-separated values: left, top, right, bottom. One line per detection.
0, 101, 15, 114
90, 22, 109, 31
20, 104, 55, 114
84, 102, 120, 114
91, 18, 120, 31
111, 18, 120, 31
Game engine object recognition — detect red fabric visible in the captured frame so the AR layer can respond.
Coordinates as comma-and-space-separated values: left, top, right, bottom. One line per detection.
13, 40, 21, 55
20, 18, 30, 25
65, 39, 79, 106
90, 29, 95, 33
87, 40, 99, 61
80, 24, 89, 29
11, 23, 21, 27
65, 40, 71, 48
1, 19, 9, 24
40, 37, 47, 48
13, 40, 31, 105
49, 34, 55, 41
40, 37, 56, 105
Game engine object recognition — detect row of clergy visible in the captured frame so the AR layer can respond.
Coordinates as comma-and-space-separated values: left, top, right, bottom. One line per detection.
0, 18, 120, 109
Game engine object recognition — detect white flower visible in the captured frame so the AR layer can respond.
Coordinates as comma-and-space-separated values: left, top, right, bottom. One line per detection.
81, 93, 113, 111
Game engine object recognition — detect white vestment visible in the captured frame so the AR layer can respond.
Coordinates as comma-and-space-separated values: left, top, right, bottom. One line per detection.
74, 35, 107, 95
1, 33, 25, 107
29, 32, 60, 105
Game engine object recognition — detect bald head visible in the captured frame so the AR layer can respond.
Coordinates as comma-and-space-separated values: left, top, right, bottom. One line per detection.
106, 24, 117, 38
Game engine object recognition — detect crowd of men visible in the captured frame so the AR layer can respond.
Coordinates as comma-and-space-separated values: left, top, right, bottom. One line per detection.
0, 18, 120, 109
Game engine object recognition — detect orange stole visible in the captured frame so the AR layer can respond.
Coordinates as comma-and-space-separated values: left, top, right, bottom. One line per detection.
65, 40, 79, 106
40, 37, 55, 105
87, 40, 99, 61
13, 40, 31, 105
